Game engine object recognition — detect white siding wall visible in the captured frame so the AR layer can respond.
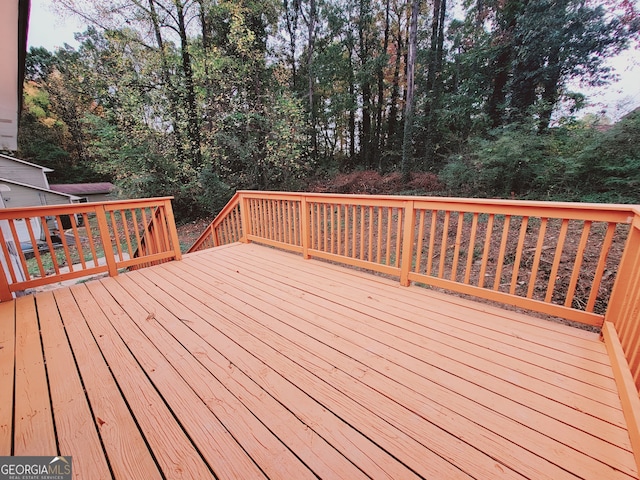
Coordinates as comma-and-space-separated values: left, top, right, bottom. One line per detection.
0, 183, 73, 208
0, 157, 49, 188
0, 1, 19, 151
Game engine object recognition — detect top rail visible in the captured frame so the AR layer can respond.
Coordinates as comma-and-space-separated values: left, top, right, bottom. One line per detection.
189, 192, 242, 252
0, 197, 182, 300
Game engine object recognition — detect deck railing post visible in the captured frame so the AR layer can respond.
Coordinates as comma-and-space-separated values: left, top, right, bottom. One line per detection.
211, 225, 219, 247
605, 214, 640, 326
239, 194, 251, 244
95, 205, 118, 277
400, 200, 416, 287
301, 196, 310, 259
164, 199, 182, 260
0, 264, 12, 302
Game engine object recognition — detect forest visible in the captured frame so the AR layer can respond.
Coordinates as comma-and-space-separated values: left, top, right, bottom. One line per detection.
14, 0, 640, 219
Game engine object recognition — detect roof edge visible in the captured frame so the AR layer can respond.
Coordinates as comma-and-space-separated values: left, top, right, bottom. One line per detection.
0, 176, 81, 200
0, 153, 55, 172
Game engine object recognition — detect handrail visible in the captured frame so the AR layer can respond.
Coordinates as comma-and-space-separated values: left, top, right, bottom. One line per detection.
131, 204, 182, 268
0, 197, 182, 300
190, 191, 637, 326
605, 209, 640, 389
188, 192, 242, 251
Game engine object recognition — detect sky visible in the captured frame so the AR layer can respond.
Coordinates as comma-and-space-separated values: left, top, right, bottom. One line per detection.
27, 0, 640, 122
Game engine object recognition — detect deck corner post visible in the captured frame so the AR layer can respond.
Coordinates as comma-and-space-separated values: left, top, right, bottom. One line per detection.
400, 200, 416, 287
164, 199, 182, 261
605, 218, 640, 326
0, 268, 12, 302
301, 196, 311, 259
239, 195, 251, 244
95, 205, 118, 277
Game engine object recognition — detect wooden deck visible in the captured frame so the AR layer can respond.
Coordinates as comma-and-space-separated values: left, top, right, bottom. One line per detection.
1, 242, 638, 479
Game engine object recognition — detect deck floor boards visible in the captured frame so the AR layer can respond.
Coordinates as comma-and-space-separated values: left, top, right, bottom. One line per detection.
1, 242, 638, 479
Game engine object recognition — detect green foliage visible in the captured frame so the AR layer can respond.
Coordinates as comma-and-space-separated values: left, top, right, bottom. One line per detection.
214, 91, 310, 191
19, 0, 640, 221
441, 110, 640, 204
575, 109, 640, 203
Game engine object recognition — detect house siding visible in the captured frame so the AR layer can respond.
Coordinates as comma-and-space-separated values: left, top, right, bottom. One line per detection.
0, 182, 73, 208
0, 156, 49, 188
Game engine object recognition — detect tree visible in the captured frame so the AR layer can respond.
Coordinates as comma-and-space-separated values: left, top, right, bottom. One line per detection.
458, 0, 639, 131
401, 0, 418, 181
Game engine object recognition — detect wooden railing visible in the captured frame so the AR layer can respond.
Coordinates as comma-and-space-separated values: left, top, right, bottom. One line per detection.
190, 191, 640, 392
190, 191, 636, 321
189, 193, 243, 250
188, 191, 640, 458
604, 210, 640, 384
0, 197, 181, 301
130, 204, 180, 269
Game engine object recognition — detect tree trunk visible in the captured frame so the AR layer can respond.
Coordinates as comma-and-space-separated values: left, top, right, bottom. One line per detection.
175, 0, 202, 170
307, 0, 317, 161
348, 48, 356, 163
401, 0, 419, 182
284, 0, 300, 90
197, 0, 216, 138
148, 0, 186, 165
423, 0, 446, 170
486, 46, 511, 128
387, 10, 403, 157
358, 0, 373, 168
538, 54, 561, 132
375, 0, 391, 171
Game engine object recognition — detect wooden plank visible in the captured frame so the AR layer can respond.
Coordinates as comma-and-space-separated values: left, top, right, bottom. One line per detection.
439, 210, 451, 278
464, 212, 479, 284
231, 244, 609, 359
149, 262, 475, 480
8, 219, 31, 282
0, 228, 18, 286
195, 249, 636, 477
268, 259, 616, 387
217, 248, 629, 438
587, 222, 617, 311
78, 281, 264, 480
409, 270, 605, 326
244, 240, 605, 344
0, 301, 15, 455
478, 213, 495, 288
10, 266, 108, 291
91, 277, 309, 480
414, 209, 426, 273
167, 258, 588, 479
545, 218, 570, 302
246, 234, 304, 254
114, 272, 371, 480
451, 211, 465, 282
69, 284, 213, 480
13, 295, 56, 455
35, 291, 111, 479
308, 248, 401, 277
52, 287, 163, 480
